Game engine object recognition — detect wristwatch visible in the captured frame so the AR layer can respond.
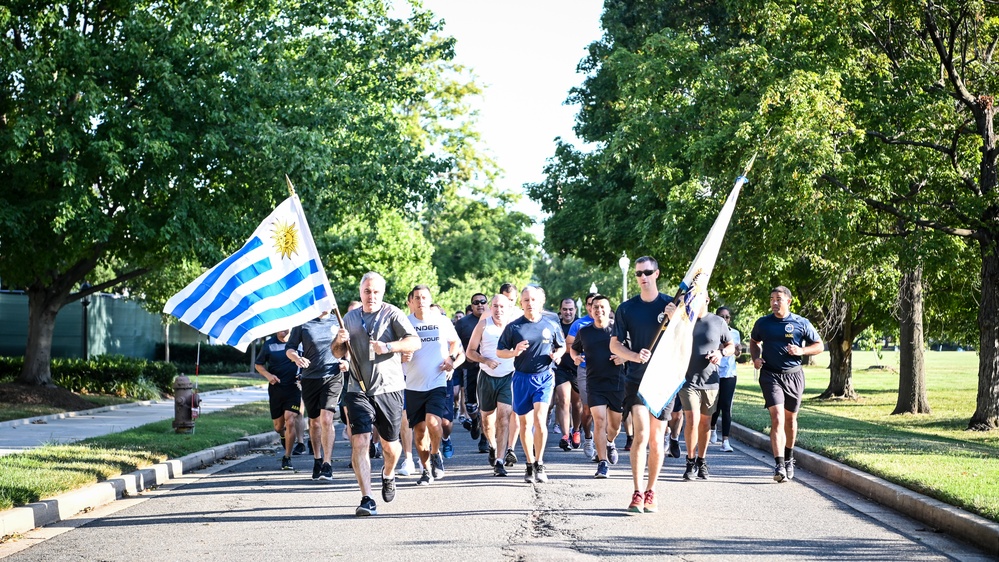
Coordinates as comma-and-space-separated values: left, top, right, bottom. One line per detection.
386, 342, 393, 353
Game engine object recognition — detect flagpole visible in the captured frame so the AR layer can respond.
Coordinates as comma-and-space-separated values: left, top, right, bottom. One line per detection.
284, 174, 367, 393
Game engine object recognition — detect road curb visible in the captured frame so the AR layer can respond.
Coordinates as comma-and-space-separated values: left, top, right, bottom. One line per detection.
0, 431, 277, 539
731, 422, 999, 556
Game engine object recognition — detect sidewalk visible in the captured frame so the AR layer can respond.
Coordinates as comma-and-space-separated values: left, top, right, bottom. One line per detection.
0, 384, 268, 456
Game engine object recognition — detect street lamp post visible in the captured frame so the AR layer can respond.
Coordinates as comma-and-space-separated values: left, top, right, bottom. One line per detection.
80, 281, 92, 361
618, 253, 630, 304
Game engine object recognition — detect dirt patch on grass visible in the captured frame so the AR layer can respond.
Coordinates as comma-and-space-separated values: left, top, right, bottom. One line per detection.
0, 382, 95, 411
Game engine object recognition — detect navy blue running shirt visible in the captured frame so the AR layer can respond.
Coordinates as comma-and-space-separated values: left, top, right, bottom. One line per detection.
750, 313, 821, 372
498, 315, 565, 374
612, 293, 672, 384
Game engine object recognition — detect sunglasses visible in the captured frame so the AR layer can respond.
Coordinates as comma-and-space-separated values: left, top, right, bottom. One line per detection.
634, 269, 656, 278
719, 315, 731, 319
471, 299, 488, 305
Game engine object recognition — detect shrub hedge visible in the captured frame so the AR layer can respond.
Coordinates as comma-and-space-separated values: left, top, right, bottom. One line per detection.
0, 355, 177, 396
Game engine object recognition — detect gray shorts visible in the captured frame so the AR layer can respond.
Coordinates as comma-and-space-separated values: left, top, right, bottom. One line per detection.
477, 371, 513, 412
678, 385, 719, 416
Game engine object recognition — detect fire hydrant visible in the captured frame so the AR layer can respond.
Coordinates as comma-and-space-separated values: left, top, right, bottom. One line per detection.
173, 375, 201, 434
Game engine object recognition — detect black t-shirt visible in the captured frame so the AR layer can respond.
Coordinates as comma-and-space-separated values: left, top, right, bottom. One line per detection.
612, 293, 672, 384
454, 313, 482, 371
255, 336, 299, 385
498, 315, 565, 374
571, 322, 624, 393
286, 316, 340, 379
555, 320, 578, 378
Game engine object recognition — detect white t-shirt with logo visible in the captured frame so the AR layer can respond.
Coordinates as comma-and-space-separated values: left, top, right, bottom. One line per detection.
403, 311, 461, 392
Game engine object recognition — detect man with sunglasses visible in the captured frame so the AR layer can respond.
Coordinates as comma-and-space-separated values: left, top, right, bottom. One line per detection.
609, 256, 676, 513
454, 292, 490, 454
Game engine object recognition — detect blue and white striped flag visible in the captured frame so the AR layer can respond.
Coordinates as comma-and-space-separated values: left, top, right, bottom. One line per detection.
164, 195, 335, 351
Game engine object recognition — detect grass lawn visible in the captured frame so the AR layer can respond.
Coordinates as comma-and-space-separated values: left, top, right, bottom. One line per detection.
0, 395, 133, 423
732, 350, 998, 523
0, 402, 272, 511
193, 374, 264, 393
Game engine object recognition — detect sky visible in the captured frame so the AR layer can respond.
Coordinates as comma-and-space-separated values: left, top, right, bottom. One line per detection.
415, 1, 606, 236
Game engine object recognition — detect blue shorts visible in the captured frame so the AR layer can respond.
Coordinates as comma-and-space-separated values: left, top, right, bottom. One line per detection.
512, 370, 555, 416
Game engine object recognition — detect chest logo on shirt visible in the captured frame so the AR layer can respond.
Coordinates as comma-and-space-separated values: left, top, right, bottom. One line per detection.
658, 312, 665, 324
542, 328, 553, 343
785, 325, 794, 333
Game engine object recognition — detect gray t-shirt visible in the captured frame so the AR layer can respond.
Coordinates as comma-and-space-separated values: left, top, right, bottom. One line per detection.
684, 313, 732, 389
342, 304, 418, 396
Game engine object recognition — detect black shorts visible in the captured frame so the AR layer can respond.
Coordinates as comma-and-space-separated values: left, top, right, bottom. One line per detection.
301, 376, 343, 419
555, 368, 578, 391
405, 387, 449, 428
344, 390, 404, 442
268, 384, 302, 420
587, 388, 625, 413
624, 380, 668, 421
760, 369, 805, 412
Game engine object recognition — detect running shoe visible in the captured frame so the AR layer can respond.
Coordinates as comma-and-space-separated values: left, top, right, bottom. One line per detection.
682, 458, 697, 481
558, 436, 571, 451
524, 463, 534, 483
431, 452, 445, 479
571, 429, 581, 449
721, 439, 734, 452
441, 438, 454, 459
697, 460, 710, 480
624, 435, 633, 452
553, 423, 562, 436
477, 434, 490, 453
643, 489, 658, 513
785, 458, 796, 480
281, 456, 293, 470
583, 438, 595, 459
312, 458, 323, 480
595, 460, 609, 479
417, 469, 434, 486
668, 437, 682, 459
381, 476, 396, 502
369, 441, 382, 459
493, 460, 508, 477
488, 446, 497, 467
460, 415, 472, 431
292, 442, 307, 456
504, 448, 517, 467
398, 457, 416, 477
608, 443, 619, 465
355, 496, 377, 516
534, 462, 549, 483
709, 429, 719, 444
774, 462, 788, 483
470, 414, 482, 440
319, 462, 333, 481
627, 491, 644, 513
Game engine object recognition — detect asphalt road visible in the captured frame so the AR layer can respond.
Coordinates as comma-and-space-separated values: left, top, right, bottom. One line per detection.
1, 426, 992, 561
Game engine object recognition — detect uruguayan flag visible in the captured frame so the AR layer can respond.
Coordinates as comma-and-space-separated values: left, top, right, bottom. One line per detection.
164, 195, 335, 351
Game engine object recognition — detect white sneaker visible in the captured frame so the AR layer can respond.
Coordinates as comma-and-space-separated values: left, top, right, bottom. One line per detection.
398, 457, 416, 476
709, 429, 719, 444
583, 438, 595, 459
553, 423, 562, 436
721, 439, 733, 452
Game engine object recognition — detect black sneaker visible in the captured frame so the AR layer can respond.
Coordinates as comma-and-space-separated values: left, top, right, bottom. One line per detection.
682, 458, 697, 481
697, 460, 709, 480
381, 476, 396, 502
477, 434, 490, 453
493, 461, 508, 477
281, 456, 293, 470
785, 458, 796, 480
524, 463, 534, 483
488, 446, 497, 466
355, 496, 377, 516
504, 448, 517, 467
417, 469, 433, 486
319, 462, 333, 481
431, 452, 445, 479
312, 458, 323, 480
470, 414, 482, 440
669, 438, 682, 459
533, 462, 549, 483
774, 462, 788, 483
292, 442, 307, 456
558, 437, 571, 451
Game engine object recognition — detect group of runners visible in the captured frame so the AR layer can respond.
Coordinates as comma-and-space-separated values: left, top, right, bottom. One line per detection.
254, 258, 823, 516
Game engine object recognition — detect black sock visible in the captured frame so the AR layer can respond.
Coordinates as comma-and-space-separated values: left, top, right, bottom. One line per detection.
695, 457, 704, 466
686, 456, 696, 463
775, 456, 784, 466
785, 447, 794, 460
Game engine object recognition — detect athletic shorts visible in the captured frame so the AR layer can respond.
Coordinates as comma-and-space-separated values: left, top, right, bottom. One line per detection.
554, 368, 578, 392
624, 380, 668, 421
678, 385, 719, 416
577, 365, 589, 406
452, 368, 464, 388
268, 383, 302, 420
405, 387, 448, 428
759, 369, 805, 412
511, 370, 555, 416
477, 372, 513, 412
587, 388, 625, 413
673, 394, 683, 414
344, 390, 404, 442
444, 375, 456, 420
301, 376, 343, 419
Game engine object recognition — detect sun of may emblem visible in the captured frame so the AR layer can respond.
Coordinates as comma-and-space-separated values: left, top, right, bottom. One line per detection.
271, 219, 300, 260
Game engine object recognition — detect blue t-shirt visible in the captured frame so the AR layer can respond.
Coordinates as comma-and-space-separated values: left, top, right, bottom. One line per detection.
255, 336, 300, 385
567, 316, 594, 368
750, 313, 821, 373
612, 293, 672, 384
498, 314, 566, 375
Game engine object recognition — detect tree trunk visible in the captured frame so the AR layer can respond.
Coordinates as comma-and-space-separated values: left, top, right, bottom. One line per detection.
893, 264, 930, 415
819, 301, 858, 400
16, 287, 69, 386
969, 236, 999, 430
